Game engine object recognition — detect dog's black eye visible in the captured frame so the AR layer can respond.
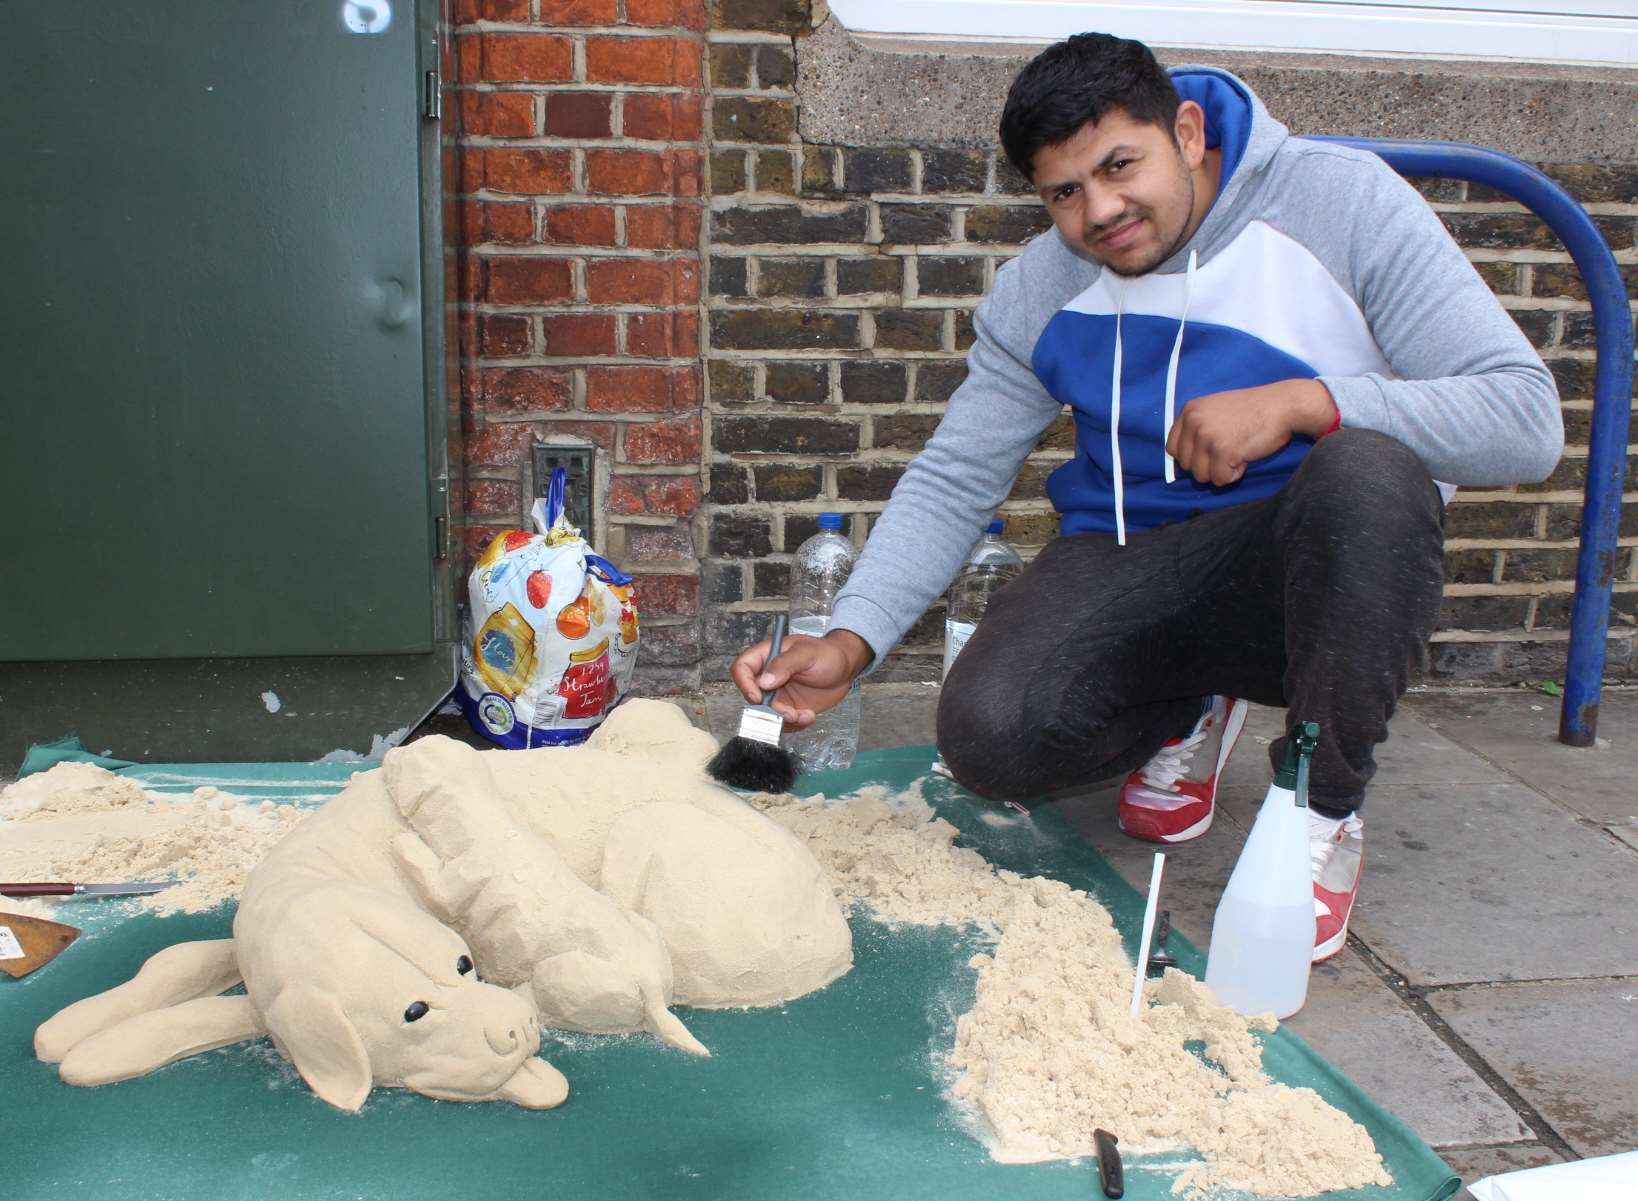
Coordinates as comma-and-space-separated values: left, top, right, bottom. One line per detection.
456, 955, 474, 976
404, 1001, 430, 1023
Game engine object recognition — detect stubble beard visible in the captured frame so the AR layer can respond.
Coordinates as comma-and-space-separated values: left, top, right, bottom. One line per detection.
1095, 168, 1198, 279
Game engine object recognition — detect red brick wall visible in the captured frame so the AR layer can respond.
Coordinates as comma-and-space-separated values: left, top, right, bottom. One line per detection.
453, 0, 707, 690
449, 0, 1636, 690
697, 4, 1637, 685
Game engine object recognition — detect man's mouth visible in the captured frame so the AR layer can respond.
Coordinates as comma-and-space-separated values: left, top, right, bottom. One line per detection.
1096, 217, 1145, 250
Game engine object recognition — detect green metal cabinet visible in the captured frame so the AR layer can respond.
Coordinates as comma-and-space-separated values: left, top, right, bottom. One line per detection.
1, 0, 458, 768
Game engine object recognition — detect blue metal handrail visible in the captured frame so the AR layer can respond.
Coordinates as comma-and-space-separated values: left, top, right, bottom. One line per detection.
1316, 137, 1633, 746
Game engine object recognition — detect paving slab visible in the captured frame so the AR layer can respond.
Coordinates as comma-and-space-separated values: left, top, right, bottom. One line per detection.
1430, 979, 1638, 1158
1221, 770, 1638, 985
1441, 1144, 1565, 1200
1220, 702, 1515, 799
1281, 951, 1531, 1150
1403, 689, 1638, 825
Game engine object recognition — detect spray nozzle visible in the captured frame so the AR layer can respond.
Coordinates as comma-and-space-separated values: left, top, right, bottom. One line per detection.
1280, 720, 1320, 808
1290, 720, 1316, 806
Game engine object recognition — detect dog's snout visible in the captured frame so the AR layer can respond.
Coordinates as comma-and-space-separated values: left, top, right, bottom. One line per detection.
486, 1019, 538, 1058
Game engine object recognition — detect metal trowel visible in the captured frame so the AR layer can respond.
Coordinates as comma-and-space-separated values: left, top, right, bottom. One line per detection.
0, 911, 80, 978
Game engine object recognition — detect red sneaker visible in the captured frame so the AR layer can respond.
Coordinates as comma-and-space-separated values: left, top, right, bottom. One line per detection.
1117, 697, 1249, 843
1311, 810, 1364, 962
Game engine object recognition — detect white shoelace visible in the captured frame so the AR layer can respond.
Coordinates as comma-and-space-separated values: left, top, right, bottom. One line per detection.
1137, 726, 1209, 792
1308, 811, 1364, 841
1309, 812, 1365, 895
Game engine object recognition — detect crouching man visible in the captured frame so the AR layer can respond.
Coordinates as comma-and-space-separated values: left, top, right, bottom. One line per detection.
731, 34, 1561, 961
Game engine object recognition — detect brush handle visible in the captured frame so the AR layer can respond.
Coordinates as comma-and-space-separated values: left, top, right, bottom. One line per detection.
0, 883, 77, 897
760, 613, 789, 706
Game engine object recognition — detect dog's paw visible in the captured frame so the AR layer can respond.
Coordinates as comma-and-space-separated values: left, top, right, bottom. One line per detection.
382, 738, 516, 860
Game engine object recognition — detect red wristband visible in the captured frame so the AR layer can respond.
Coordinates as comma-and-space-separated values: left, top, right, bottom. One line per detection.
1320, 403, 1342, 438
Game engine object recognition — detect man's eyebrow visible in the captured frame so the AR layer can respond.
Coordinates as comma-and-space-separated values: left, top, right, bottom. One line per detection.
1096, 144, 1142, 172
1036, 145, 1143, 195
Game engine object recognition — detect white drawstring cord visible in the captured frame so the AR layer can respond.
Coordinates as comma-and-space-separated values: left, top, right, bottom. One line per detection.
1110, 284, 1126, 545
1162, 249, 1198, 484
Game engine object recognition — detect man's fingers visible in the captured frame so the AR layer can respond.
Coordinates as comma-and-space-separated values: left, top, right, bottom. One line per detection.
1173, 415, 1201, 479
766, 702, 816, 728
729, 640, 771, 704
757, 640, 819, 693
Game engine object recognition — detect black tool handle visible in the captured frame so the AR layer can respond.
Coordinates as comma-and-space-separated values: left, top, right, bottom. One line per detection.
0, 883, 77, 897
1094, 1128, 1124, 1198
759, 614, 790, 706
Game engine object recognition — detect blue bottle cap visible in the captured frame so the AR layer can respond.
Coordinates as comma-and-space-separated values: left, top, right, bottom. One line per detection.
818, 513, 844, 530
986, 519, 1004, 535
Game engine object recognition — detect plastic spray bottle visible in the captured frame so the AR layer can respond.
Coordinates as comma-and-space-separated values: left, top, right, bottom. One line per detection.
1204, 721, 1319, 1019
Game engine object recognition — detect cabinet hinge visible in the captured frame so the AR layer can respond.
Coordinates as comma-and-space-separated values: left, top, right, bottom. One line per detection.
423, 69, 442, 121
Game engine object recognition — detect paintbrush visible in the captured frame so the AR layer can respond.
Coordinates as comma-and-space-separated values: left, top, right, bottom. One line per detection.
706, 613, 799, 793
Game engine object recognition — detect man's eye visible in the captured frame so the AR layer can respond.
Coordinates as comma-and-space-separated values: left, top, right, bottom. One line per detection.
456, 955, 474, 976
1108, 159, 1132, 175
404, 1001, 430, 1023
1053, 185, 1077, 203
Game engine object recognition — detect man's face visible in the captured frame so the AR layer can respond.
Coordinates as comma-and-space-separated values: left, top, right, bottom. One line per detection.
1031, 104, 1207, 277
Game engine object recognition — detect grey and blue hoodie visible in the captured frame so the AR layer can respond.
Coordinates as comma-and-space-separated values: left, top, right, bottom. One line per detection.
830, 66, 1562, 668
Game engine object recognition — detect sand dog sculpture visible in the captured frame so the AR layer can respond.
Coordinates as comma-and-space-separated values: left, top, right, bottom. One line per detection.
35, 700, 854, 1110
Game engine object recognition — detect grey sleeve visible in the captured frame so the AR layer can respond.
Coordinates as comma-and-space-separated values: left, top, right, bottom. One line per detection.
830, 256, 1066, 669
1300, 149, 1562, 485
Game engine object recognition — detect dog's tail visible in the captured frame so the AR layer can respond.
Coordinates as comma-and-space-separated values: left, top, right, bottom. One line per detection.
645, 993, 709, 1057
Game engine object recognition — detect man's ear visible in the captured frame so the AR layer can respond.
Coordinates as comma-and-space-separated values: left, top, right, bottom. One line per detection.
1174, 100, 1208, 168
264, 987, 373, 1112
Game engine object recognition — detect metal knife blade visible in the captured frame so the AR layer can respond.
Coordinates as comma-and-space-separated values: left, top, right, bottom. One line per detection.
74, 882, 177, 897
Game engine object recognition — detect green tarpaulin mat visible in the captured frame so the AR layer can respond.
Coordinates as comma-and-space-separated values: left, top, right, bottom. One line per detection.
3, 744, 1459, 1201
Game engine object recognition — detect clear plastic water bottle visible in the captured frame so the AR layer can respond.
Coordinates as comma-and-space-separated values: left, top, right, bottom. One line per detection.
785, 513, 860, 771
943, 520, 1024, 679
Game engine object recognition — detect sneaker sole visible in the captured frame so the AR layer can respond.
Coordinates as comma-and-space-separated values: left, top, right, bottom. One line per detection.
1313, 925, 1348, 962
1119, 808, 1214, 844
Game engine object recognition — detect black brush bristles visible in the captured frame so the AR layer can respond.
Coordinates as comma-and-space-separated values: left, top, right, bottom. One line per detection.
706, 614, 800, 793
706, 728, 798, 794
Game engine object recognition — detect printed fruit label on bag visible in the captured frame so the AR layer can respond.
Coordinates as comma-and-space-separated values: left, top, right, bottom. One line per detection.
457, 469, 638, 747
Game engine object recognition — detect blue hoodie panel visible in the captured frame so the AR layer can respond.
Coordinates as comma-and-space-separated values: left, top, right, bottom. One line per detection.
1174, 72, 1253, 189
1034, 310, 1319, 534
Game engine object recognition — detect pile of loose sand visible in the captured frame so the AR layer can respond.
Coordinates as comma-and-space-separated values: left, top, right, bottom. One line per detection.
756, 782, 1389, 1197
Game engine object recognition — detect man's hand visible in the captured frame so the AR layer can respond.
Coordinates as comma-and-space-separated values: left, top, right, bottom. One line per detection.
1166, 378, 1338, 487
729, 629, 873, 729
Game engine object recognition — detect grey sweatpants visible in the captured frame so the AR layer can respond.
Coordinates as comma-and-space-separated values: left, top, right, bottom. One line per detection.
936, 430, 1445, 815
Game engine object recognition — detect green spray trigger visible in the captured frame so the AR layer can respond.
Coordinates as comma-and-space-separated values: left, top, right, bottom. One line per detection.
1292, 721, 1319, 810
1272, 721, 1320, 803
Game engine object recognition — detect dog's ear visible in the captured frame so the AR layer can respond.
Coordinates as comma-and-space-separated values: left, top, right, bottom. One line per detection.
264, 986, 372, 1111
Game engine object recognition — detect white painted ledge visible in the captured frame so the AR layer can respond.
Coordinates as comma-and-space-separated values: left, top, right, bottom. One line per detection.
826, 0, 1638, 67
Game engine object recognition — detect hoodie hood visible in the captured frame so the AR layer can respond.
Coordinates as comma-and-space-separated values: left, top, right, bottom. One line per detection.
1151, 66, 1290, 275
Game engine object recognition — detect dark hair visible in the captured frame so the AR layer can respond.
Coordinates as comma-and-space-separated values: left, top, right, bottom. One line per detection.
999, 34, 1181, 182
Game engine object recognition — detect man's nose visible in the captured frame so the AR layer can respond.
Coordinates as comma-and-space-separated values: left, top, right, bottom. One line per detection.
1083, 185, 1126, 230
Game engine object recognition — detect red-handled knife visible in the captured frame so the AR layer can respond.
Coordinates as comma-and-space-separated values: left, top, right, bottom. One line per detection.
0, 881, 177, 898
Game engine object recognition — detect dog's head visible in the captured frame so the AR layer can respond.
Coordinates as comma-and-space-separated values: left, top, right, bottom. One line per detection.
247, 883, 566, 1111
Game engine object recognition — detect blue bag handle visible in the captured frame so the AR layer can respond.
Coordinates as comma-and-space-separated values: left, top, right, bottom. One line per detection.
545, 467, 568, 528
585, 553, 632, 587
547, 466, 632, 585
